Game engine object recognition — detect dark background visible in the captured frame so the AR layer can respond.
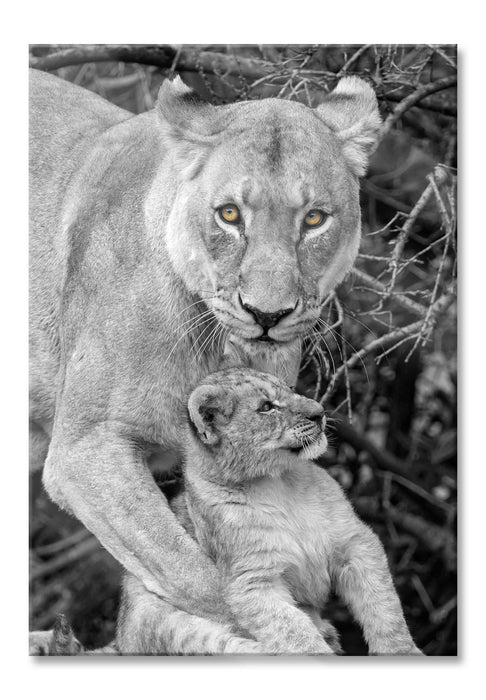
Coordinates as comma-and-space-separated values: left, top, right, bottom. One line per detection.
29, 44, 457, 655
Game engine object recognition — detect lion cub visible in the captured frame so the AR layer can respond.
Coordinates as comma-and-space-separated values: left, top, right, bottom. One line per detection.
117, 368, 422, 656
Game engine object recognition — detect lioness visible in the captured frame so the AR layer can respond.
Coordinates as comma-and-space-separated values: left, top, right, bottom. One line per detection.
29, 69, 381, 630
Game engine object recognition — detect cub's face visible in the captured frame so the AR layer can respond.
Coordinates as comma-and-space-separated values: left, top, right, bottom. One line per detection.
156, 77, 381, 355
188, 368, 328, 480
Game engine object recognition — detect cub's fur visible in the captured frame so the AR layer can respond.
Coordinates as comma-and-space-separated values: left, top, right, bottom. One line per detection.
30, 69, 380, 625
117, 369, 422, 656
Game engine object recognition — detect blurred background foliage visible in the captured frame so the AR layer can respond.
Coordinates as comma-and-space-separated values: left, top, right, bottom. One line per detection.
29, 44, 457, 655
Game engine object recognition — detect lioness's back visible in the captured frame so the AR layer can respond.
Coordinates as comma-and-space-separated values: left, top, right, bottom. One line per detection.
30, 70, 131, 236
30, 69, 130, 162
29, 70, 133, 426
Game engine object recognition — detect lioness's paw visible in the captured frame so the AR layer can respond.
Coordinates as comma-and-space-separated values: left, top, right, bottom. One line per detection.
224, 637, 263, 654
29, 630, 55, 656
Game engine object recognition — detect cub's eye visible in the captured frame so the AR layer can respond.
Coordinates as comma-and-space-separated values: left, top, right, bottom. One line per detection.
218, 204, 241, 225
258, 400, 275, 413
303, 210, 326, 228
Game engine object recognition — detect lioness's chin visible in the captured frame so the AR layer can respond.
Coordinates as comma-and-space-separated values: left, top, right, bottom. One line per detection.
224, 332, 302, 386
227, 334, 297, 354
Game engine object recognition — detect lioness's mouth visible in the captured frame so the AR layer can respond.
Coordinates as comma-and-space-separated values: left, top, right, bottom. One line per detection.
256, 332, 275, 343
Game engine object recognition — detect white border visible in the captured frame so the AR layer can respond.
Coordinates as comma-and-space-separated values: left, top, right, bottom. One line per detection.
2, 3, 484, 698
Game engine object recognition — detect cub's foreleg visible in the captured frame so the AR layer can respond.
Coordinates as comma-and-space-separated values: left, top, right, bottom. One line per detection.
300, 606, 343, 654
117, 575, 262, 655
334, 524, 423, 655
227, 576, 335, 655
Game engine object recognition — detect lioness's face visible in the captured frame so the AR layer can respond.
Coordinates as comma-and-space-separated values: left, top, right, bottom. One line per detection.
160, 78, 380, 352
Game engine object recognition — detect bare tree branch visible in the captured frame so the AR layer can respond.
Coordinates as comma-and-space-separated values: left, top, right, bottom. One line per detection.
29, 45, 273, 83
321, 287, 456, 403
379, 75, 457, 143
30, 537, 100, 582
355, 498, 456, 571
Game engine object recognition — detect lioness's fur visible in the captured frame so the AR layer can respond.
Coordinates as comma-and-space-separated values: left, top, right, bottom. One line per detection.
29, 69, 381, 623
117, 369, 421, 655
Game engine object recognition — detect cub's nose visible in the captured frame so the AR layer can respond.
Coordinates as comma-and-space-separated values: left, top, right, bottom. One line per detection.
240, 300, 294, 330
309, 405, 325, 426
299, 398, 325, 424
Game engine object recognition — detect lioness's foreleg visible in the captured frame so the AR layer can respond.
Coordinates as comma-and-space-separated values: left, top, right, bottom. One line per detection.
334, 525, 423, 655
117, 575, 262, 655
29, 419, 50, 473
43, 419, 228, 623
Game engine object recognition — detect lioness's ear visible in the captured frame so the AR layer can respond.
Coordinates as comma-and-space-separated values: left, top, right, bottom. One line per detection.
316, 77, 381, 177
157, 76, 229, 145
188, 384, 235, 446
157, 76, 230, 178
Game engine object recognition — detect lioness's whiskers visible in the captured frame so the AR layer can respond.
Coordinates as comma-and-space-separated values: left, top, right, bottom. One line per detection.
340, 308, 379, 339
171, 309, 215, 338
316, 318, 370, 384
314, 319, 344, 364
305, 330, 336, 380
192, 320, 221, 364
164, 313, 215, 367
189, 318, 217, 359
171, 296, 217, 323
215, 325, 228, 359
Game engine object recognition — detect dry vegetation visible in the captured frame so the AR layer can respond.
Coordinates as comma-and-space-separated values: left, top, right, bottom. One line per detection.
29, 44, 457, 655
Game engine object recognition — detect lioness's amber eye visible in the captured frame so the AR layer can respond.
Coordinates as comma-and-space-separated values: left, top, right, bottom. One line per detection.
218, 204, 241, 225
259, 401, 274, 413
304, 210, 325, 228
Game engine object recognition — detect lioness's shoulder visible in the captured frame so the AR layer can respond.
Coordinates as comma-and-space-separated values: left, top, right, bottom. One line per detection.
29, 68, 131, 130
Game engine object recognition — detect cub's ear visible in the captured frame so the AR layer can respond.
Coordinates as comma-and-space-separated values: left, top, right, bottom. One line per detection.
316, 76, 382, 177
188, 384, 235, 446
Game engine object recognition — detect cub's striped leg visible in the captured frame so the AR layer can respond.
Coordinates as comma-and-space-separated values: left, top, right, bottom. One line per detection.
117, 575, 261, 655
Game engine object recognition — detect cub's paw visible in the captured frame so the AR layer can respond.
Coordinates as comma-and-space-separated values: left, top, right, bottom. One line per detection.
372, 643, 424, 656
316, 618, 343, 655
268, 636, 336, 656
404, 645, 424, 656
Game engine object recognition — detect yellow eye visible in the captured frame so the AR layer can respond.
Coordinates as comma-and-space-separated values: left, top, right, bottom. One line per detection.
218, 204, 241, 224
304, 210, 325, 228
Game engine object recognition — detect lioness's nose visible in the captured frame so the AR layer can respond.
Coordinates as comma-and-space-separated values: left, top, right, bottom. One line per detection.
241, 301, 294, 330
